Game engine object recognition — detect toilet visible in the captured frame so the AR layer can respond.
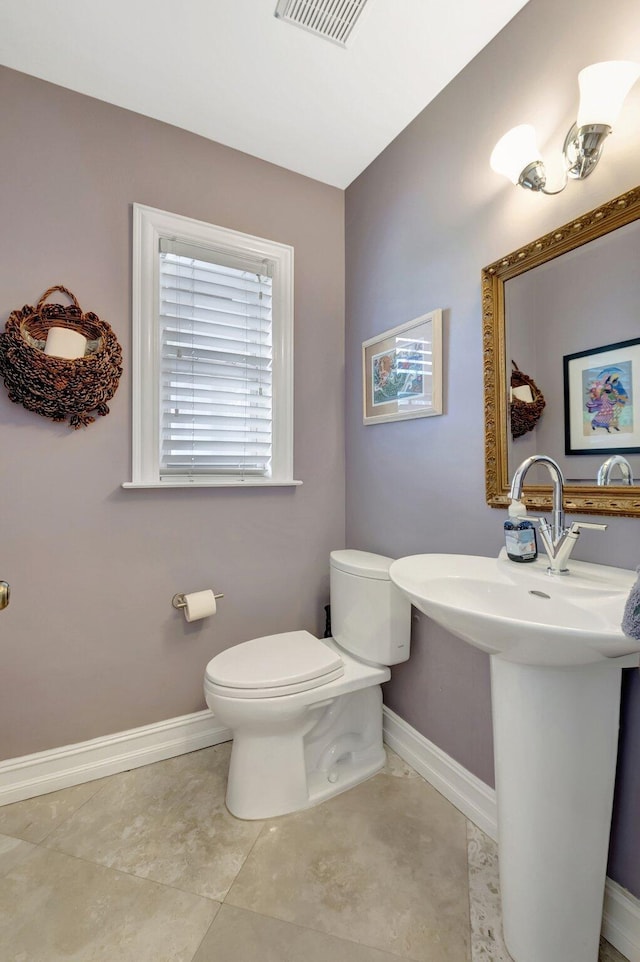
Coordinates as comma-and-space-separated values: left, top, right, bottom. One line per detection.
204, 549, 411, 819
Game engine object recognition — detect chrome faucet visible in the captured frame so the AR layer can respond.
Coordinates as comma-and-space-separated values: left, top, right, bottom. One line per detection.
597, 454, 634, 486
510, 454, 607, 575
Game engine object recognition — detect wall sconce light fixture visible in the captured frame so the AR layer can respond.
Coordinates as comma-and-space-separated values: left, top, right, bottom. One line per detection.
490, 61, 640, 194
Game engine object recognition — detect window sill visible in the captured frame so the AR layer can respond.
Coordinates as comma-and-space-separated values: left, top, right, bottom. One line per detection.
122, 479, 303, 489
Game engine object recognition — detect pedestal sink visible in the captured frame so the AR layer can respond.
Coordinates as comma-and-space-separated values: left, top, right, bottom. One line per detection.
389, 551, 640, 962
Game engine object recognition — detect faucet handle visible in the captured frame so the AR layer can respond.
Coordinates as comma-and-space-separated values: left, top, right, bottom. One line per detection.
523, 515, 551, 533
568, 521, 607, 533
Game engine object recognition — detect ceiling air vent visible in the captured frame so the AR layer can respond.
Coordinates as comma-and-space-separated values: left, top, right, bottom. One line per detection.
275, 0, 370, 47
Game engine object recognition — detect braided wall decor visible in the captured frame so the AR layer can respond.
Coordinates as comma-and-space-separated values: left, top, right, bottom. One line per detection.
0, 286, 123, 429
510, 360, 546, 439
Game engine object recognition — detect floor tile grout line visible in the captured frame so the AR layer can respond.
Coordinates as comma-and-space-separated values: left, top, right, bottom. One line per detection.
0, 842, 223, 962
0, 834, 39, 881
28, 838, 225, 906
0, 773, 119, 848
464, 819, 475, 962
185, 903, 223, 962
213, 901, 424, 961
30, 775, 117, 846
221, 811, 270, 904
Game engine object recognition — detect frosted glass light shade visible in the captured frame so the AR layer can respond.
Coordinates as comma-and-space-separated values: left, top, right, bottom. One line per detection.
490, 125, 541, 183
577, 61, 640, 128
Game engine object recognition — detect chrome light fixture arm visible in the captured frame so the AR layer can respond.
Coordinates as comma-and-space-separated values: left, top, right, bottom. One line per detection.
518, 161, 567, 195
491, 61, 640, 195
563, 123, 611, 180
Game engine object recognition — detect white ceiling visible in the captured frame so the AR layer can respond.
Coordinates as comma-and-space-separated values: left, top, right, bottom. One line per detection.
0, 0, 529, 188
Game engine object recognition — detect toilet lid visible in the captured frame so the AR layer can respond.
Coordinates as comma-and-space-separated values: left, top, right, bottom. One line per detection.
205, 630, 344, 694
330, 549, 393, 580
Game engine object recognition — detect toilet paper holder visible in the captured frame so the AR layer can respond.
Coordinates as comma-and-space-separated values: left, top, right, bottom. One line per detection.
172, 591, 224, 610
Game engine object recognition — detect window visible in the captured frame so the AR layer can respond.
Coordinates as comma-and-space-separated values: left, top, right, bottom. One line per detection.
126, 204, 298, 487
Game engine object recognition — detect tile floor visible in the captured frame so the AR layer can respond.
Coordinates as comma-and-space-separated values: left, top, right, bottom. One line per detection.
0, 742, 629, 962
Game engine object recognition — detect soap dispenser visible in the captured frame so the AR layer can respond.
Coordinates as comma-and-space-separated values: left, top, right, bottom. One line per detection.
504, 498, 538, 563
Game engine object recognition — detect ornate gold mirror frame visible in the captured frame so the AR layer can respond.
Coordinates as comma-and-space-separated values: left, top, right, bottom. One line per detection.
482, 183, 640, 518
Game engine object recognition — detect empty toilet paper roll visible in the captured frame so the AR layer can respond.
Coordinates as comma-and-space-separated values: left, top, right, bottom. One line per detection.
182, 590, 217, 623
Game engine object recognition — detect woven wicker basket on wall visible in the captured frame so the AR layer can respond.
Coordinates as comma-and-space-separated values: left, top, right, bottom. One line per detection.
0, 286, 123, 429
510, 360, 546, 439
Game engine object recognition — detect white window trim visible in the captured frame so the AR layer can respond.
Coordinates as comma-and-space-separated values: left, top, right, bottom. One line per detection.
123, 204, 301, 489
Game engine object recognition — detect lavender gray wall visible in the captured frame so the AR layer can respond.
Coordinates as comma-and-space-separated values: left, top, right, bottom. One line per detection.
0, 67, 345, 760
345, 0, 640, 894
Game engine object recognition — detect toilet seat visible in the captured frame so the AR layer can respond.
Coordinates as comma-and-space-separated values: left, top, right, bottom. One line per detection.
205, 630, 344, 699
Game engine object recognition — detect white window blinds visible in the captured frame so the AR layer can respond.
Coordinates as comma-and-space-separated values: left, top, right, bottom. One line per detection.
159, 239, 274, 479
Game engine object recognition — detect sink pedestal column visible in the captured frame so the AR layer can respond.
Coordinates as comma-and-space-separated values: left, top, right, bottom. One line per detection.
491, 655, 636, 962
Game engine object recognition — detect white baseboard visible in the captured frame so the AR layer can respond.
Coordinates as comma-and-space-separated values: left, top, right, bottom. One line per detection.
0, 710, 231, 807
602, 880, 640, 962
382, 705, 640, 962
382, 705, 497, 840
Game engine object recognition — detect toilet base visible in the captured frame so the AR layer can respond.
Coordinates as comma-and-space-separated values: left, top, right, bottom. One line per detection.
224, 686, 386, 820
305, 746, 385, 809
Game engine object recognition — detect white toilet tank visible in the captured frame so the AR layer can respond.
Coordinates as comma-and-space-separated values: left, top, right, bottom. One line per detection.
329, 549, 411, 666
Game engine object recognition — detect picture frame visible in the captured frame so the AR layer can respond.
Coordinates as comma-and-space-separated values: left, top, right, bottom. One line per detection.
563, 337, 640, 456
362, 309, 443, 425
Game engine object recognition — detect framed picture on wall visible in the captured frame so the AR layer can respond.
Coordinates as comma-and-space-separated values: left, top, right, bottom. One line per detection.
563, 337, 640, 456
362, 309, 443, 425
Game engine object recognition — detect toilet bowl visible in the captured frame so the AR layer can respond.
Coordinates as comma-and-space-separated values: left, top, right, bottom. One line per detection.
204, 550, 411, 820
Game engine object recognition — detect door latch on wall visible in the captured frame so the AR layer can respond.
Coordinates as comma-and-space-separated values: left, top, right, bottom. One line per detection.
0, 582, 10, 610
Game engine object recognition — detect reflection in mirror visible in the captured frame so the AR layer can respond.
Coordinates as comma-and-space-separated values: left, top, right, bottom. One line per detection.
506, 218, 640, 483
597, 455, 634, 486
483, 184, 640, 517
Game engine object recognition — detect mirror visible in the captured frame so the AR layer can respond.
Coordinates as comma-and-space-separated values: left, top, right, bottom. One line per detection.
482, 184, 640, 517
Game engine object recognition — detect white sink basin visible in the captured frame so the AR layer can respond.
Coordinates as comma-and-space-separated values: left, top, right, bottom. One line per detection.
389, 551, 639, 666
